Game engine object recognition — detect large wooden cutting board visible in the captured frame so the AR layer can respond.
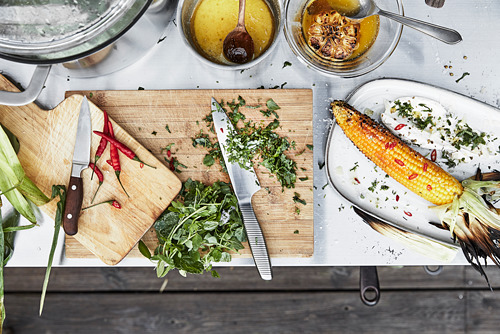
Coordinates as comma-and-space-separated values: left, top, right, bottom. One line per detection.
64, 88, 314, 259
0, 75, 182, 265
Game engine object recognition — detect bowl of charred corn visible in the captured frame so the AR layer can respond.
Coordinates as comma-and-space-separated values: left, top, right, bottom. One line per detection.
284, 0, 403, 77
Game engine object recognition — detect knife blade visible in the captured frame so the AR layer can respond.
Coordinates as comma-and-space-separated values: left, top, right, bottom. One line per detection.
62, 96, 92, 236
211, 98, 272, 280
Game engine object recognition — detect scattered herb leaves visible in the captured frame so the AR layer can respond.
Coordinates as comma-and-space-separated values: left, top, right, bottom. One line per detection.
149, 179, 245, 278
293, 192, 306, 205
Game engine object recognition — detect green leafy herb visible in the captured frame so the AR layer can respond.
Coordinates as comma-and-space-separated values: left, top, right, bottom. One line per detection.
149, 179, 245, 277
293, 192, 306, 205
165, 124, 171, 133
195, 98, 297, 189
294, 229, 299, 234
161, 143, 175, 154
306, 144, 313, 151
151, 131, 157, 136
283, 61, 292, 68
455, 72, 470, 83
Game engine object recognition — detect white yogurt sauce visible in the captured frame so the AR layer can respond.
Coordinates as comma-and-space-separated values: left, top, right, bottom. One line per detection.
381, 96, 498, 165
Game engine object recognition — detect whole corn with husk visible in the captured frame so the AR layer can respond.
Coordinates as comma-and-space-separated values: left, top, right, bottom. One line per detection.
331, 100, 500, 285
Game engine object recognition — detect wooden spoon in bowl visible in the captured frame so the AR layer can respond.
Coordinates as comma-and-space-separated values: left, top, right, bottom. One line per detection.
223, 0, 254, 64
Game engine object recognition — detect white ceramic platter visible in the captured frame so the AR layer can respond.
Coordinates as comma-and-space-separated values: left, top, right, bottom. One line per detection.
325, 78, 500, 246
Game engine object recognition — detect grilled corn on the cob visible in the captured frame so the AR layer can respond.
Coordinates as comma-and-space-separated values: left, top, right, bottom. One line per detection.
332, 100, 500, 287
331, 100, 463, 205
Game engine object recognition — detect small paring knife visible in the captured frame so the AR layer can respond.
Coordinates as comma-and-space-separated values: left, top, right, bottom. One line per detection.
62, 96, 92, 236
211, 97, 273, 280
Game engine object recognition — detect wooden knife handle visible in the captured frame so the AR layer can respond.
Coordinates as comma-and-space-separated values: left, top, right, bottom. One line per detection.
62, 176, 84, 236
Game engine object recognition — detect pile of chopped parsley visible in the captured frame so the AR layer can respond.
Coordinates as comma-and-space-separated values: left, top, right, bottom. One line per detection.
192, 96, 298, 189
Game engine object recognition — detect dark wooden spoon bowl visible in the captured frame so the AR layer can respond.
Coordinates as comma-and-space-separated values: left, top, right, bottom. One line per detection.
223, 0, 254, 64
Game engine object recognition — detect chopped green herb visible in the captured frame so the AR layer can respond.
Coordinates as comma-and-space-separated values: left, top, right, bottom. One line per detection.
350, 162, 359, 172
152, 131, 157, 136
283, 61, 292, 68
299, 176, 309, 181
165, 124, 171, 133
293, 229, 299, 234
161, 143, 175, 154
455, 72, 470, 83
293, 192, 306, 205
306, 144, 313, 151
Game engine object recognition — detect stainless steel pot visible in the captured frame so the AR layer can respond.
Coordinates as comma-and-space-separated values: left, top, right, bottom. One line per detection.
0, 0, 175, 106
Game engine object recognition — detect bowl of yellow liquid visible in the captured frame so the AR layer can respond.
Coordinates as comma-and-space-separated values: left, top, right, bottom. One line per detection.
178, 0, 282, 69
284, 0, 403, 77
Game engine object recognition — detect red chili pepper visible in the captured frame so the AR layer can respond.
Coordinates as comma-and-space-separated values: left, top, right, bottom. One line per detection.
108, 121, 129, 198
394, 124, 406, 131
106, 160, 113, 166
423, 163, 428, 172
82, 199, 121, 211
409, 173, 419, 180
404, 211, 412, 217
396, 195, 400, 202
93, 131, 157, 169
427, 185, 432, 191
431, 149, 437, 162
394, 159, 405, 166
388, 142, 397, 150
89, 162, 104, 204
354, 177, 360, 184
92, 110, 110, 180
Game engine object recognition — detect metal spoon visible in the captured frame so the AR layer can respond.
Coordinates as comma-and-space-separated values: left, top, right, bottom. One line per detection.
223, 0, 254, 64
347, 0, 462, 44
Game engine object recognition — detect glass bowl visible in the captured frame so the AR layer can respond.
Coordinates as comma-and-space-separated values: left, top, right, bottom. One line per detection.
284, 0, 403, 77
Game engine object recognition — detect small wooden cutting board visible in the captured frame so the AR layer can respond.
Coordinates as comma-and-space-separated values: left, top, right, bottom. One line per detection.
0, 75, 182, 265
64, 89, 314, 259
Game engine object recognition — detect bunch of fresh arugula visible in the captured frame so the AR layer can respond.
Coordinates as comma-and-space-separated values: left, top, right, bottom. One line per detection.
141, 178, 246, 278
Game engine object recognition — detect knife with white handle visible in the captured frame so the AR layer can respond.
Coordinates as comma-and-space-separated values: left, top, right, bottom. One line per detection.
62, 96, 92, 236
211, 97, 272, 280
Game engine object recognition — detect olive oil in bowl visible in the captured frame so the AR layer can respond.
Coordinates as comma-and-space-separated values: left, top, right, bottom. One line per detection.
191, 0, 275, 65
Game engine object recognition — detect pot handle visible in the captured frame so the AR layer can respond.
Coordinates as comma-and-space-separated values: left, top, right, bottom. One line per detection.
0, 65, 51, 106
360, 266, 380, 306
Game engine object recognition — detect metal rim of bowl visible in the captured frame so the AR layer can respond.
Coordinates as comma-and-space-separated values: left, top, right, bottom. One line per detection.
283, 0, 404, 78
176, 0, 284, 70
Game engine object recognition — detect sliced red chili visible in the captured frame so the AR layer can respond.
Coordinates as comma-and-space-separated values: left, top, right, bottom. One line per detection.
388, 142, 397, 150
396, 195, 400, 202
427, 185, 432, 191
409, 173, 418, 180
404, 211, 412, 217
385, 142, 390, 149
431, 149, 437, 162
394, 159, 405, 166
423, 163, 428, 172
354, 177, 360, 184
394, 124, 406, 130
220, 128, 224, 133
82, 199, 121, 211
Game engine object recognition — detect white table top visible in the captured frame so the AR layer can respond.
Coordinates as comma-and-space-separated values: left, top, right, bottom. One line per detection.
1, 0, 499, 267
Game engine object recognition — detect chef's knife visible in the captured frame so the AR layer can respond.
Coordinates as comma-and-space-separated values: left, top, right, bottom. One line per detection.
62, 96, 92, 236
211, 98, 272, 280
